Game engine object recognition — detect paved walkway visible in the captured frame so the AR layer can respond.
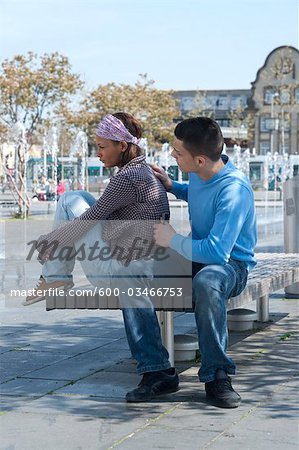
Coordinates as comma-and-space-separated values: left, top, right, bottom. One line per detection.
0, 291, 298, 450
0, 195, 297, 449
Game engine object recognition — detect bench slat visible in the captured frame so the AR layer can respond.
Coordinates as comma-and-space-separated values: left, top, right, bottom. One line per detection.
46, 253, 299, 311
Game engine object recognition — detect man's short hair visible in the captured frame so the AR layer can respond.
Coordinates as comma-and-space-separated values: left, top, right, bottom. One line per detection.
174, 117, 224, 162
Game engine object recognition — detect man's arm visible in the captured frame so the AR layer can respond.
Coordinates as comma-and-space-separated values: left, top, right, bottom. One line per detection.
149, 163, 188, 202
170, 181, 188, 202
158, 183, 253, 264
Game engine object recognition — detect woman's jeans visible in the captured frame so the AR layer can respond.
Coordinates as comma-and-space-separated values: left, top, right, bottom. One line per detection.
43, 191, 248, 381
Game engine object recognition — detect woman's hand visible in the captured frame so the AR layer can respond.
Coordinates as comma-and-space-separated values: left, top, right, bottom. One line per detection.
153, 220, 176, 247
36, 234, 52, 263
148, 164, 173, 192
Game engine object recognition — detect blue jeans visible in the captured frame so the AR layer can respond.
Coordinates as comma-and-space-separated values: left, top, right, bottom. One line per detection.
43, 192, 248, 379
129, 259, 248, 381
191, 260, 248, 382
42, 191, 171, 374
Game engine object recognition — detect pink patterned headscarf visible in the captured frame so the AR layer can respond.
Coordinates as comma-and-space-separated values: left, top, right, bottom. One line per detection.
96, 114, 140, 145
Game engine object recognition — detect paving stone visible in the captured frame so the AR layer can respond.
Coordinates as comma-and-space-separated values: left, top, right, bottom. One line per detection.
0, 333, 117, 355
20, 346, 131, 381
0, 378, 70, 397
104, 359, 138, 374
0, 350, 71, 383
9, 394, 175, 419
0, 396, 36, 412
0, 411, 141, 450
0, 325, 38, 336
0, 259, 298, 450
203, 380, 299, 450
0, 399, 177, 450
57, 325, 126, 340
57, 371, 140, 398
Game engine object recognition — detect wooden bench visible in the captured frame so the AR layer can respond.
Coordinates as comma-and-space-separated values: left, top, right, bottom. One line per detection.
46, 252, 299, 364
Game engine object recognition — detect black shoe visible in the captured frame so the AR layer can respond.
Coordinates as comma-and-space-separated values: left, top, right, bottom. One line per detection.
126, 368, 179, 403
205, 372, 241, 408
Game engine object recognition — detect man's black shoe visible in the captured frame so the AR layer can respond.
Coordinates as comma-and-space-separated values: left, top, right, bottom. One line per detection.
126, 368, 179, 402
205, 371, 241, 408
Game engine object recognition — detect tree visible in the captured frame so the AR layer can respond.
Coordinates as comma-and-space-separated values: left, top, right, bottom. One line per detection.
61, 74, 179, 148
0, 52, 83, 141
0, 51, 83, 217
228, 104, 254, 146
186, 90, 214, 119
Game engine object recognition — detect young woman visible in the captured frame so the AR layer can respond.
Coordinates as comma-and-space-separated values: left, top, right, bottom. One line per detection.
25, 112, 170, 303
24, 112, 178, 401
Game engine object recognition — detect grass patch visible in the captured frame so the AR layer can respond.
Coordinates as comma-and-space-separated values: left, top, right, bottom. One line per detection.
252, 349, 268, 359
279, 332, 294, 341
195, 350, 201, 363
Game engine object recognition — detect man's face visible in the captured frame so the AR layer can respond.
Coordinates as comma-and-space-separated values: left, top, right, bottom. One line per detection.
171, 137, 204, 173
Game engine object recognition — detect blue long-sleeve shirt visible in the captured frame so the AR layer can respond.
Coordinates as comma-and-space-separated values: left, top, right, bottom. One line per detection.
169, 156, 257, 271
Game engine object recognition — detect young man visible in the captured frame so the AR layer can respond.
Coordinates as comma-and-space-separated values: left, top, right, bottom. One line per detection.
126, 117, 257, 408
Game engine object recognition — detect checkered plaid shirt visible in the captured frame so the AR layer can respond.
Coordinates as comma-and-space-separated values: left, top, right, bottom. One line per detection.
39, 156, 170, 262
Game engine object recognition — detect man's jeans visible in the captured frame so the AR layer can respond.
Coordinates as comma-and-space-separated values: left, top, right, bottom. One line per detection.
42, 191, 171, 374
123, 259, 248, 381
191, 260, 248, 382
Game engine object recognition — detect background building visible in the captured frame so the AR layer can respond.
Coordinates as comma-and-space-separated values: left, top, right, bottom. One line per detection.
247, 45, 299, 155
175, 45, 299, 156
174, 89, 251, 149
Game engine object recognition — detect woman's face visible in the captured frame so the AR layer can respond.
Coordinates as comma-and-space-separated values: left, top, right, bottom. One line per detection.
95, 136, 126, 168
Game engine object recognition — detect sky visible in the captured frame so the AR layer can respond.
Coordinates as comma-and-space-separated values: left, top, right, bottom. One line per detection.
0, 0, 298, 91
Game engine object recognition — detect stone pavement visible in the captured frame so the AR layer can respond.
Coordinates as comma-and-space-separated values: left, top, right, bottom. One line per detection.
0, 196, 296, 449
0, 291, 298, 450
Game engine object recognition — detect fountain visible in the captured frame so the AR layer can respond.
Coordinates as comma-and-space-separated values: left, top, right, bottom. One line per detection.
229, 145, 251, 178
162, 142, 170, 174
71, 130, 88, 190
259, 150, 296, 245
139, 137, 150, 161
46, 126, 59, 202
9, 122, 30, 219
42, 133, 50, 179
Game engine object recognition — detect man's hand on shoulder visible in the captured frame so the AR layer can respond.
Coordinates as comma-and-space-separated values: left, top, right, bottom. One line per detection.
149, 163, 173, 192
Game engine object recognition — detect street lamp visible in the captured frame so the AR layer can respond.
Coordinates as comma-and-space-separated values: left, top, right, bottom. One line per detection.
270, 92, 279, 154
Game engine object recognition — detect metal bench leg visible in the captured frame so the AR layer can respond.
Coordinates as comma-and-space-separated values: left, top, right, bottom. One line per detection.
257, 295, 269, 322
157, 311, 174, 366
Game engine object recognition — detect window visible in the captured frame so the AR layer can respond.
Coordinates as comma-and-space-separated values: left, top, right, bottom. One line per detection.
260, 116, 271, 132
281, 89, 290, 104
264, 87, 276, 105
260, 142, 270, 155
264, 87, 280, 105
215, 95, 228, 109
249, 163, 262, 183
231, 95, 242, 109
217, 119, 231, 127
295, 87, 299, 103
181, 97, 194, 111
260, 116, 268, 132
280, 142, 289, 154
260, 116, 278, 132
281, 114, 291, 131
